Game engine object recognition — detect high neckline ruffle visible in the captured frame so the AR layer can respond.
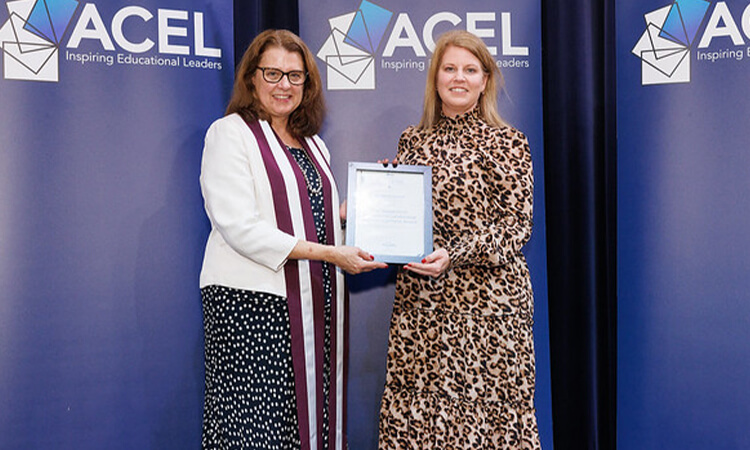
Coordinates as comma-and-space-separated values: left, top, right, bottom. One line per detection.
437, 107, 482, 132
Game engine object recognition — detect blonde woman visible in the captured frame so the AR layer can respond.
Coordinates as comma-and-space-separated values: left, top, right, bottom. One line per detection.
378, 30, 541, 449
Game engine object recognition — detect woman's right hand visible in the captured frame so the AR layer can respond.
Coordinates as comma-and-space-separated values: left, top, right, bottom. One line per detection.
331, 246, 388, 274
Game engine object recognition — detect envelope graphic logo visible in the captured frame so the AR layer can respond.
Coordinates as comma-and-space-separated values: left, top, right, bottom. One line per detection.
317, 0, 392, 91
632, 0, 710, 85
1, 0, 80, 82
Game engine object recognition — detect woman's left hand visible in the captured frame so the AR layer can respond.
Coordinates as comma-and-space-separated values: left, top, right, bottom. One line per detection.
404, 248, 450, 277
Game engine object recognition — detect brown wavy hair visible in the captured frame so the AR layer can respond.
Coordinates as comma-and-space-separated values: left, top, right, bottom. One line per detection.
226, 29, 325, 137
418, 30, 507, 130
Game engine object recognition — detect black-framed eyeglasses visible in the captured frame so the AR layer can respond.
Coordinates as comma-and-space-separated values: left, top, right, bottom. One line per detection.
257, 67, 307, 85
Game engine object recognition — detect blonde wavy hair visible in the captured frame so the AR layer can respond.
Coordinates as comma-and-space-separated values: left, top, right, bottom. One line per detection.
418, 30, 507, 130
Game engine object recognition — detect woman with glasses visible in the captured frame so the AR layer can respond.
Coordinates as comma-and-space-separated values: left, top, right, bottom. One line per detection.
199, 29, 386, 450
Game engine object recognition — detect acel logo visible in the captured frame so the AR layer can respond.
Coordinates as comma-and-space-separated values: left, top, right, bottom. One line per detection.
317, 0, 393, 91
632, 0, 711, 85
0, 0, 80, 82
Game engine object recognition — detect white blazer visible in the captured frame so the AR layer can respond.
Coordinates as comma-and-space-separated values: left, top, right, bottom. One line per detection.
199, 113, 329, 295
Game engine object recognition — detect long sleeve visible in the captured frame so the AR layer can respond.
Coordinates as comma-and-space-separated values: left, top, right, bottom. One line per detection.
200, 116, 298, 272
446, 130, 533, 268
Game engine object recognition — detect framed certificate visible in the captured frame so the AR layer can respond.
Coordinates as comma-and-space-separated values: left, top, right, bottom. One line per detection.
345, 162, 433, 264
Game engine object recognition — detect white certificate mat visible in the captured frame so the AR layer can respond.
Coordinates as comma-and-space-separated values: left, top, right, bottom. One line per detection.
346, 162, 432, 264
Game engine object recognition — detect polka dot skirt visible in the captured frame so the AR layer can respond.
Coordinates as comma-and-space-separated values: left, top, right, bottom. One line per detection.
201, 285, 301, 449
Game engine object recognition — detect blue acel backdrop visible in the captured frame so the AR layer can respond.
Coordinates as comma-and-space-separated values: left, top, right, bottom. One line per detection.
300, 1, 551, 449
1, 0, 552, 449
618, 0, 750, 448
0, 0, 232, 448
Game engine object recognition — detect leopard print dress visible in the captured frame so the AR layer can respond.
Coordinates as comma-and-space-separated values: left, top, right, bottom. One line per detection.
378, 109, 541, 449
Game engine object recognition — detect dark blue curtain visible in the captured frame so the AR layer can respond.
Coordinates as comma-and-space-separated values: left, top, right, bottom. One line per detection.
234, 0, 299, 67
234, 1, 619, 449
542, 0, 617, 448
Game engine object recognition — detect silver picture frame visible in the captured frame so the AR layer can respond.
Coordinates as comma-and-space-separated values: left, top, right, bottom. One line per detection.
345, 162, 433, 264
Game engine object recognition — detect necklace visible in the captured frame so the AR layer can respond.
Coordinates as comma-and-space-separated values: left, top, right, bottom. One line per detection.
288, 145, 323, 195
